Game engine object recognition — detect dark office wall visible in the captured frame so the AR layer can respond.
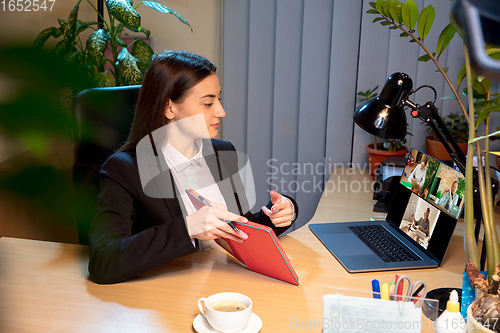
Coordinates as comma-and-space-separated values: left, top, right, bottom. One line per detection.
222, 0, 500, 231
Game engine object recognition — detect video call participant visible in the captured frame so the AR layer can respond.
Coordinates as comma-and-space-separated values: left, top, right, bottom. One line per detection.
408, 157, 428, 189
411, 208, 430, 237
438, 180, 459, 212
87, 51, 299, 284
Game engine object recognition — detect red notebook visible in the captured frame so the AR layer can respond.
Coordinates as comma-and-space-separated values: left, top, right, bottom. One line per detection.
186, 189, 299, 285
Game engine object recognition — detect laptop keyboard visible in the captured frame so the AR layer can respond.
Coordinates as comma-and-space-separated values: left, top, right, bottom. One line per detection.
348, 225, 421, 262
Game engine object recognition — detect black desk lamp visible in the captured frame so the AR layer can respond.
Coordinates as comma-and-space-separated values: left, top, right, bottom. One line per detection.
354, 73, 471, 314
354, 72, 467, 174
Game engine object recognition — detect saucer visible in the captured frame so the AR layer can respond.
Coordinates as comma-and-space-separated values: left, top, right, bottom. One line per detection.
193, 312, 262, 333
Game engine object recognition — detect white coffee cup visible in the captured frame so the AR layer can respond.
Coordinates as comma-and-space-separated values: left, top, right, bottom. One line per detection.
197, 292, 252, 333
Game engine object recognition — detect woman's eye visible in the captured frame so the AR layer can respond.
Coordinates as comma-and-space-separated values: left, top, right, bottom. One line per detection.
205, 103, 213, 107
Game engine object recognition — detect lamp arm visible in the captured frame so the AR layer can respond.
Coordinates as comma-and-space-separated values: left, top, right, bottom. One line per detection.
406, 100, 467, 174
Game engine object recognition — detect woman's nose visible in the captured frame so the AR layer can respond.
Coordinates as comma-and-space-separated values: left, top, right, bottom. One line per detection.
215, 101, 226, 118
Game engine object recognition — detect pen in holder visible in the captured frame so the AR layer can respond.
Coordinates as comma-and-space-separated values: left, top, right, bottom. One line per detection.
323, 286, 440, 333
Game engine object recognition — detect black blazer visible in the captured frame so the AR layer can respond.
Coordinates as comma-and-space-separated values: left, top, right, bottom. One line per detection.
88, 139, 297, 284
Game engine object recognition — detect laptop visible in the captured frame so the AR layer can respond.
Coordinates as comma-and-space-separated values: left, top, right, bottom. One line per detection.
309, 148, 465, 273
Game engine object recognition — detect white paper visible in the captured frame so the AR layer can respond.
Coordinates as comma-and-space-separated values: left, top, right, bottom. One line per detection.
323, 294, 422, 333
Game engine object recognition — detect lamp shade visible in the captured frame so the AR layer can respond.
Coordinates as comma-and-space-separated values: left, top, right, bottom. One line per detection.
353, 72, 413, 140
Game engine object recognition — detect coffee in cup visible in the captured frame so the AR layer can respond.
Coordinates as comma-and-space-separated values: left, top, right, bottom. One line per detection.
198, 292, 252, 332
209, 300, 247, 312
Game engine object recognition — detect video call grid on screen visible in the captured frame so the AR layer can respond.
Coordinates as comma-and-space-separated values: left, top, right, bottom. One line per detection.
400, 149, 465, 219
386, 149, 465, 259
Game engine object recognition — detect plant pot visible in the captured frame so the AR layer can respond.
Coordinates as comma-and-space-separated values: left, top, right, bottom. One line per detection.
425, 136, 468, 162
467, 303, 496, 332
365, 144, 408, 180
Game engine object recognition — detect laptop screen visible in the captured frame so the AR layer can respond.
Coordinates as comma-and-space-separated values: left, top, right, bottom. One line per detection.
386, 149, 465, 260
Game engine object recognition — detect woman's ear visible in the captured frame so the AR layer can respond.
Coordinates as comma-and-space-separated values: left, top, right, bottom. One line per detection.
164, 100, 175, 121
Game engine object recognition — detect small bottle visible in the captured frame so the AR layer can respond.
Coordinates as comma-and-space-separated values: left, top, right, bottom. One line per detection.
436, 290, 466, 333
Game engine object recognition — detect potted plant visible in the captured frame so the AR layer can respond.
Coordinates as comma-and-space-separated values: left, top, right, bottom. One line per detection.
367, 1, 500, 330
357, 86, 409, 179
425, 112, 469, 161
33, 0, 191, 88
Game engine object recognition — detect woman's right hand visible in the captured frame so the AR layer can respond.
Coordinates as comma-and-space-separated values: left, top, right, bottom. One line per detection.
186, 205, 249, 243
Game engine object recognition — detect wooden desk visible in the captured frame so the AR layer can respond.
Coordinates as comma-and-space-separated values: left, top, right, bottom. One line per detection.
0, 168, 466, 332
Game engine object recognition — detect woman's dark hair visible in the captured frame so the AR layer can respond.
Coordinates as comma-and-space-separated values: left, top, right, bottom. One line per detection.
119, 50, 217, 151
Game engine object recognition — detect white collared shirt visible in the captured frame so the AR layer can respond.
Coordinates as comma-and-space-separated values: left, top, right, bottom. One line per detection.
162, 139, 227, 250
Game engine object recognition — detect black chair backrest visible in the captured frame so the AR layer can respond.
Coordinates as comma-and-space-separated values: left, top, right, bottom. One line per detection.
73, 85, 141, 245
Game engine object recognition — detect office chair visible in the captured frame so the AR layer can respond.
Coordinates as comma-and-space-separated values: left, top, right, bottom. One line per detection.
72, 85, 141, 245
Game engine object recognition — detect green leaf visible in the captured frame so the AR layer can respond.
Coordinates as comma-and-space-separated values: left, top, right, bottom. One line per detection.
417, 5, 435, 41
383, 0, 394, 21
369, 2, 377, 9
389, 26, 398, 30
402, 0, 418, 31
93, 70, 115, 87
473, 78, 491, 96
390, 1, 403, 24
58, 19, 67, 30
486, 48, 500, 56
494, 96, 500, 107
435, 66, 449, 73
367, 9, 379, 14
86, 29, 110, 65
66, 46, 81, 65
33, 27, 62, 49
400, 32, 409, 37
436, 23, 456, 58
115, 36, 127, 48
131, 39, 154, 72
476, 109, 491, 127
418, 53, 435, 62
373, 17, 384, 23
475, 99, 491, 107
117, 48, 143, 85
462, 87, 485, 99
381, 21, 392, 26
63, 1, 80, 44
142, 1, 192, 31
106, 0, 141, 30
457, 64, 466, 88
124, 26, 151, 39
52, 40, 70, 58
81, 20, 100, 26
75, 20, 91, 36
376, 0, 386, 16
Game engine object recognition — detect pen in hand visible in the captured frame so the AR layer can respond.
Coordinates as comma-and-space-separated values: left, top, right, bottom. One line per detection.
196, 195, 242, 233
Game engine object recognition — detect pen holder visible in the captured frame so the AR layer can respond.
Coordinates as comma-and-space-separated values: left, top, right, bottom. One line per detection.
323, 286, 440, 333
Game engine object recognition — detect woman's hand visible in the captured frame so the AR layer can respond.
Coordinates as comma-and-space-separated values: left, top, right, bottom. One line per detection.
186, 204, 248, 243
262, 190, 294, 228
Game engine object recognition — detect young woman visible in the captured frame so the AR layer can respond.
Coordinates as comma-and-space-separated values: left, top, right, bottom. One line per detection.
88, 50, 298, 284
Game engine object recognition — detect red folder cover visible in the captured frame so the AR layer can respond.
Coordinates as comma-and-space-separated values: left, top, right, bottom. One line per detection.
186, 189, 299, 285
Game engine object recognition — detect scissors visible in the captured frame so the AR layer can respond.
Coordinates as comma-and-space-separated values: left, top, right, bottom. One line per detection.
395, 275, 428, 307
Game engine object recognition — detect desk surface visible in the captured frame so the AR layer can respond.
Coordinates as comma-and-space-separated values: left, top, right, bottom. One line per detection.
0, 168, 466, 332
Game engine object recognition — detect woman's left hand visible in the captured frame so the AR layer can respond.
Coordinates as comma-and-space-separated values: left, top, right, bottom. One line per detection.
262, 190, 293, 227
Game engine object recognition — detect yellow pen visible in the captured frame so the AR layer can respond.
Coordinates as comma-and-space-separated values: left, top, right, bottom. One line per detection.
381, 283, 390, 301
